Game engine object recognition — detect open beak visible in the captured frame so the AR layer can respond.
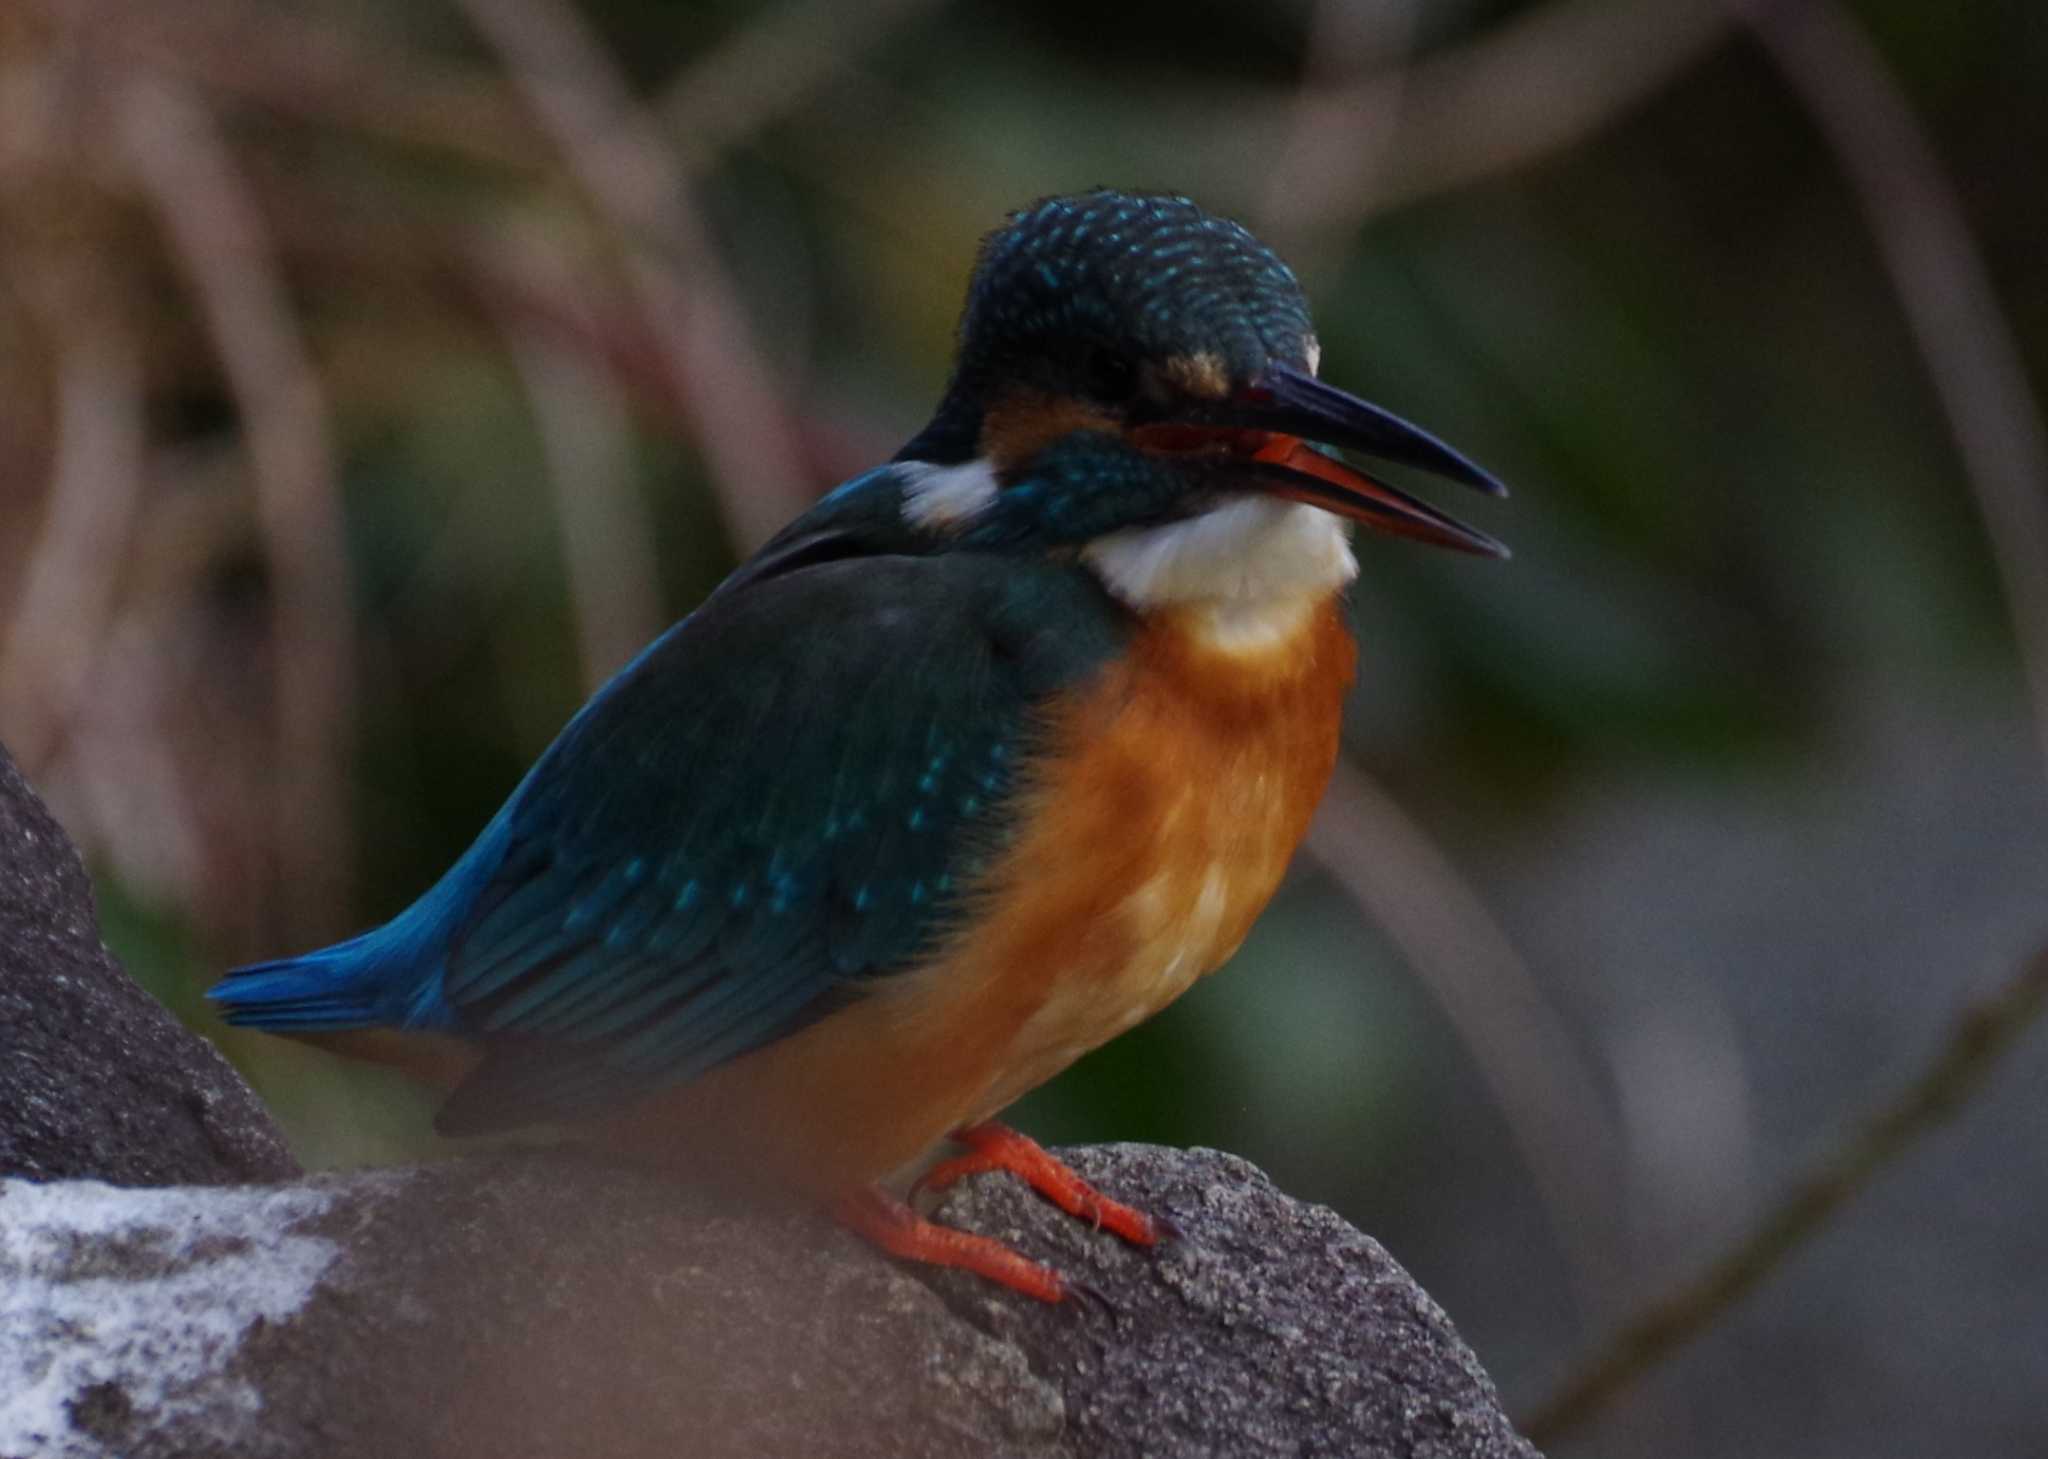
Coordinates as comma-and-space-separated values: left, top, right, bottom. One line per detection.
1132, 360, 1509, 558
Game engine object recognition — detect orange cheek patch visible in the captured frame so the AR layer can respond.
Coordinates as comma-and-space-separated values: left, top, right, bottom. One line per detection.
978, 388, 1121, 470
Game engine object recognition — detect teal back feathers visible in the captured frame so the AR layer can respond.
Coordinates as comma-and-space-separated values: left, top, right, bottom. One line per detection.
215, 462, 1131, 1131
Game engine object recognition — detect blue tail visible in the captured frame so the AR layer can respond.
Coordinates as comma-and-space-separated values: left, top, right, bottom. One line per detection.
209, 800, 519, 1035
210, 932, 399, 1032
210, 902, 476, 1034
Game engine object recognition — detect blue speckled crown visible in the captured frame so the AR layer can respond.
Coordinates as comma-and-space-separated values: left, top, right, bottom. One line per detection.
964, 191, 1316, 380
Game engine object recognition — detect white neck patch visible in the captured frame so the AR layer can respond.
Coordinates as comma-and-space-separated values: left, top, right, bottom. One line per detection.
898, 458, 1000, 529
897, 456, 1355, 655
1082, 497, 1356, 613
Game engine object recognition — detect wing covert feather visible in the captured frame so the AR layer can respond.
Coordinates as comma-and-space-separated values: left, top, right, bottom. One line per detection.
433, 552, 1125, 1133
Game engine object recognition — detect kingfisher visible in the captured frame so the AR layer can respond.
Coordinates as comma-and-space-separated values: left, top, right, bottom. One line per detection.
212, 191, 1505, 1302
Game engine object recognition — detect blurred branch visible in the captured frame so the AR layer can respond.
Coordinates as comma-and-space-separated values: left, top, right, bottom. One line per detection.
1525, 944, 2048, 1444
115, 69, 356, 937
1734, 0, 2048, 785
0, 295, 146, 772
454, 0, 814, 554
1307, 766, 1626, 1323
493, 231, 665, 693
1248, 0, 1731, 227
459, 231, 889, 485
658, 0, 947, 176
33, 0, 541, 171
1524, 10, 2048, 1428
174, 161, 882, 487
1255, 0, 1417, 280
44, 0, 942, 188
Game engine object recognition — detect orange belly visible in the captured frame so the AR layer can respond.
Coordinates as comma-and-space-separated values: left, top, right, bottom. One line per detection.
595, 595, 1356, 1196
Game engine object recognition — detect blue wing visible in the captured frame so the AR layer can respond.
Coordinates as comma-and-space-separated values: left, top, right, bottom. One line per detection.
418, 548, 1125, 1132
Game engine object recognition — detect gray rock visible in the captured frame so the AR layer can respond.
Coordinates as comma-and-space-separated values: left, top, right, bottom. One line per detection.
0, 742, 296, 1187
1, 1147, 1536, 1459
931, 1144, 1541, 1459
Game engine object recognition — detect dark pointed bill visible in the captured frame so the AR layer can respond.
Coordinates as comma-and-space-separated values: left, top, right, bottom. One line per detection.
1132, 363, 1510, 558
1241, 362, 1508, 498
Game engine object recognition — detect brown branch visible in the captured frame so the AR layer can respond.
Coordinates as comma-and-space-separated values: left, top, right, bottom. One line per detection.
32, 0, 542, 171
1233, 0, 1732, 227
0, 46, 148, 772
0, 286, 146, 773
1307, 766, 1629, 1325
1252, 0, 1418, 280
1524, 945, 2048, 1444
1734, 0, 2048, 785
453, 0, 814, 554
1524, 14, 2048, 1432
490, 229, 665, 693
657, 0, 948, 177
114, 68, 356, 938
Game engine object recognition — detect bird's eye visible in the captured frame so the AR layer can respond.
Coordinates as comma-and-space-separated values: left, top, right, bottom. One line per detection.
1084, 347, 1136, 403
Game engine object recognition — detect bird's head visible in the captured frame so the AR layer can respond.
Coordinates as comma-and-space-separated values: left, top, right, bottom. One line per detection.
892, 191, 1506, 619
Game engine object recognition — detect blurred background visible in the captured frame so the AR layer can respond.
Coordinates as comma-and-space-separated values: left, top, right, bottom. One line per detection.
2, 0, 2044, 1453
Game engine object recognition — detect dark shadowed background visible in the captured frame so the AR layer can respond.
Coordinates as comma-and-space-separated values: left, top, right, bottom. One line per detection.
2, 1, 2044, 1454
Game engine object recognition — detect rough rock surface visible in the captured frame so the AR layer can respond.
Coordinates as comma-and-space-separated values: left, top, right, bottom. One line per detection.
932, 1144, 1540, 1459
2, 1147, 1537, 1459
0, 742, 296, 1186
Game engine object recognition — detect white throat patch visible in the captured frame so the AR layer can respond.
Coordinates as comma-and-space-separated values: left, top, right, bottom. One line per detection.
896, 456, 1356, 656
1082, 497, 1356, 612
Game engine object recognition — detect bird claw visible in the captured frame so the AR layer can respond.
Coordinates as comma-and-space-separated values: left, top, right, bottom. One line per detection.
1147, 1208, 1187, 1244
1062, 1276, 1119, 1323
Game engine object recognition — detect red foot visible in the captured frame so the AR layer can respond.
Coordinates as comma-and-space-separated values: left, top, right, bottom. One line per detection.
833, 1186, 1069, 1304
913, 1122, 1164, 1247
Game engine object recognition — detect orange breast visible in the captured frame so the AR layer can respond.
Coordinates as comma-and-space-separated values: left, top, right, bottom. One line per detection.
594, 596, 1356, 1197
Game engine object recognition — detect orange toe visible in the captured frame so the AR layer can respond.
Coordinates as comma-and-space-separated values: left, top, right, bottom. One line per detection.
914, 1122, 1164, 1247
833, 1186, 1070, 1304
